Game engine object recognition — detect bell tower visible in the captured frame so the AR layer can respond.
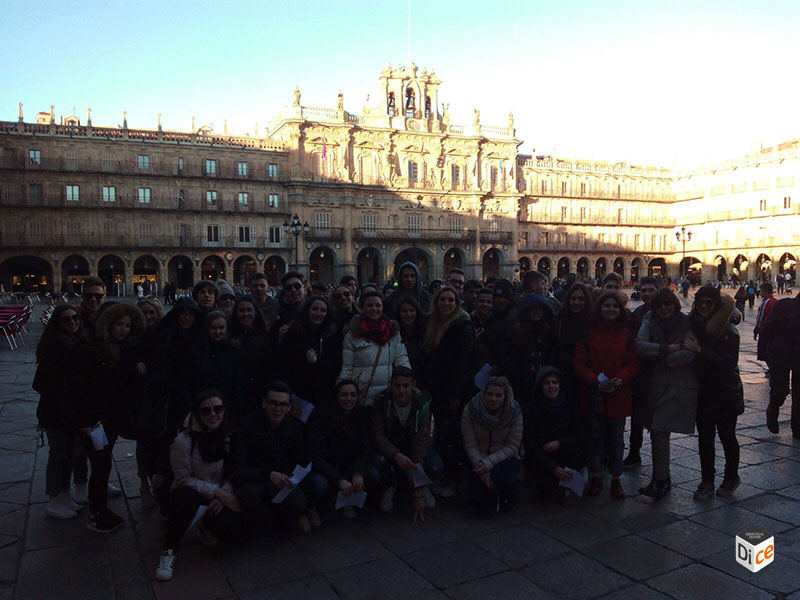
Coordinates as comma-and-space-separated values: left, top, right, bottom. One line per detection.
372, 61, 442, 132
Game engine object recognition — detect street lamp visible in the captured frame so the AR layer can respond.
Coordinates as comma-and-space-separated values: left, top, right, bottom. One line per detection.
675, 226, 692, 278
283, 214, 309, 272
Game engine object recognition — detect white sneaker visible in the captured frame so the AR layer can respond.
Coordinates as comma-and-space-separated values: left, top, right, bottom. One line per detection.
154, 549, 175, 581
45, 497, 78, 520
107, 483, 122, 497
57, 490, 83, 512
423, 487, 436, 508
379, 486, 396, 512
73, 483, 88, 505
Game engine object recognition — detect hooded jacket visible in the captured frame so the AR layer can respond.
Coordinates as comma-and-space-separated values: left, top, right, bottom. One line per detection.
496, 295, 556, 391
34, 333, 83, 430
383, 261, 433, 318
371, 387, 432, 464
338, 317, 410, 407
461, 378, 523, 472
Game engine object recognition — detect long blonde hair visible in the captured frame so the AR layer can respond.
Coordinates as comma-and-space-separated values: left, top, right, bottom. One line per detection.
424, 286, 466, 351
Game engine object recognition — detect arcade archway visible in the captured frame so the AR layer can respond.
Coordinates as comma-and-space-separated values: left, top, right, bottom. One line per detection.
394, 248, 431, 283
201, 255, 225, 281
556, 257, 570, 278
168, 255, 193, 290
482, 249, 501, 280
98, 254, 126, 296
309, 247, 335, 283
233, 256, 257, 289
61, 255, 90, 292
0, 255, 52, 293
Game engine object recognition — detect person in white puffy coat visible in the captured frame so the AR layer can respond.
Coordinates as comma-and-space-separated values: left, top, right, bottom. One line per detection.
338, 291, 411, 407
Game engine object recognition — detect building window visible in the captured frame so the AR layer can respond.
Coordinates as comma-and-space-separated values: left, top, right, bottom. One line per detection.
447, 215, 462, 232
315, 212, 331, 233
579, 232, 587, 246
617, 233, 624, 246
408, 161, 418, 184
651, 234, 657, 250
618, 208, 624, 223
784, 196, 791, 209
29, 150, 41, 164
137, 155, 150, 169
66, 222, 81, 237
206, 191, 217, 206
102, 221, 116, 236
489, 219, 500, 233
268, 226, 281, 244
177, 157, 184, 173
540, 231, 549, 246
540, 180, 548, 195
560, 232, 568, 246
178, 189, 185, 208
102, 186, 116, 202
580, 182, 587, 196
140, 223, 152, 238
561, 181, 568, 194
561, 206, 567, 220
490, 167, 498, 190
205, 159, 217, 176
407, 214, 421, 234
29, 184, 43, 202
580, 206, 587, 220
451, 165, 460, 187
65, 151, 77, 170
598, 233, 606, 245
268, 163, 278, 178
387, 92, 396, 116
102, 153, 114, 171
238, 192, 248, 207
138, 188, 151, 204
238, 226, 251, 243
268, 193, 279, 208
363, 213, 377, 230
634, 234, 640, 249
207, 225, 219, 242
759, 198, 767, 211
617, 185, 622, 199
66, 185, 79, 202
237, 162, 248, 176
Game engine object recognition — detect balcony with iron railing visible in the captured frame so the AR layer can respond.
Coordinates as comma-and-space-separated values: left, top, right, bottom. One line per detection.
353, 228, 476, 243
479, 231, 514, 244
304, 227, 345, 242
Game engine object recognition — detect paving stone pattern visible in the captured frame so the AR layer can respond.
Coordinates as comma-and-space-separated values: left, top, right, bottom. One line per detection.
0, 292, 798, 599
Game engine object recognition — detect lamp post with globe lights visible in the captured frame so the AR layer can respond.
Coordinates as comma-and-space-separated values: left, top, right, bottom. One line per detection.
283, 214, 309, 272
676, 226, 692, 279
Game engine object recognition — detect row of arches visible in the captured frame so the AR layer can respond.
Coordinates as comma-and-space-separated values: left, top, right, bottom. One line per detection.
707, 253, 796, 282
518, 256, 664, 281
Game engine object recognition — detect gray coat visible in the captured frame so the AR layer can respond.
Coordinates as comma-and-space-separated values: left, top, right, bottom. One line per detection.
635, 313, 698, 434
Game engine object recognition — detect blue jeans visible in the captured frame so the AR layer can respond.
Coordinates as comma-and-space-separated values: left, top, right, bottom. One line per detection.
374, 446, 444, 489
466, 457, 520, 510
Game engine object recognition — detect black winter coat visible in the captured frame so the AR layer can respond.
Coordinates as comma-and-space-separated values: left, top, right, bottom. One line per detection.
278, 326, 343, 405
181, 341, 249, 422
480, 307, 513, 360
759, 296, 800, 368
423, 313, 476, 403
33, 334, 83, 430
308, 405, 372, 486
496, 322, 556, 392
231, 327, 273, 406
230, 412, 305, 486
523, 393, 586, 474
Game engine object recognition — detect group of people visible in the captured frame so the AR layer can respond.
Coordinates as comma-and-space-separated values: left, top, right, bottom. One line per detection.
32, 262, 799, 582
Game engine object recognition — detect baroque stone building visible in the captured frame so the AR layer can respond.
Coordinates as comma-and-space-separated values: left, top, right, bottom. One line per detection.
0, 63, 798, 293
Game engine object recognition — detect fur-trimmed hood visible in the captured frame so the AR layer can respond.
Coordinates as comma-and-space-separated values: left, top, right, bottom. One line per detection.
705, 294, 735, 338
347, 315, 399, 340
95, 302, 146, 346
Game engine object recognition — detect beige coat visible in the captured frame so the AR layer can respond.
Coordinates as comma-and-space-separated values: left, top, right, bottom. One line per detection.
461, 400, 523, 471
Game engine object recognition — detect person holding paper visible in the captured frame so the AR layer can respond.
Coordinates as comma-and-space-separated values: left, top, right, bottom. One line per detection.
231, 381, 324, 536
155, 390, 242, 581
573, 291, 638, 500
307, 380, 374, 519
278, 297, 343, 406
524, 366, 586, 507
72, 302, 146, 533
461, 376, 523, 513
371, 367, 441, 522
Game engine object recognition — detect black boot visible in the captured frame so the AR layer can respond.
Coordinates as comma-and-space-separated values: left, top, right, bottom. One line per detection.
639, 479, 671, 500
766, 404, 780, 434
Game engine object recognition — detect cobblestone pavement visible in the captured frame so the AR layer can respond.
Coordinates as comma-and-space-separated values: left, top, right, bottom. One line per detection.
0, 292, 799, 599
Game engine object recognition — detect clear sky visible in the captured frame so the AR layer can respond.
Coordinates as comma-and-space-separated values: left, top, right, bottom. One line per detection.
2, 0, 799, 168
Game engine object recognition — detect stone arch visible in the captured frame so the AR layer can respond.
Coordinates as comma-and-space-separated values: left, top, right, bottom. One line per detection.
98, 254, 126, 297
556, 257, 570, 278
309, 246, 336, 283
576, 257, 590, 278
356, 246, 382, 284
519, 256, 532, 274
264, 255, 287, 287
201, 255, 225, 281
732, 254, 749, 283
679, 256, 702, 280
595, 257, 608, 279
755, 253, 773, 282
167, 255, 193, 290
443, 247, 466, 275
482, 247, 505, 280
133, 254, 159, 295
233, 255, 257, 289
779, 252, 796, 280
613, 257, 625, 280
394, 247, 434, 283
648, 257, 667, 279
0, 255, 53, 292
631, 257, 644, 282
537, 256, 551, 275
61, 254, 90, 290
713, 255, 727, 281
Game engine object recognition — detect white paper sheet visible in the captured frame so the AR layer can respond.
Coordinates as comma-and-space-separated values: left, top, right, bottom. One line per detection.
473, 363, 492, 390
558, 466, 586, 497
410, 463, 434, 488
335, 490, 367, 510
271, 462, 312, 504
290, 394, 315, 424
188, 505, 208, 532
89, 423, 109, 451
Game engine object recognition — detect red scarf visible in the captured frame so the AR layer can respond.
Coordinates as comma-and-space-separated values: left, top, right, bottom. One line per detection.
359, 314, 392, 346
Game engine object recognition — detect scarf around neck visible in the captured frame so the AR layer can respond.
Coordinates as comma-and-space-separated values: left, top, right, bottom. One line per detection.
466, 393, 521, 430
360, 314, 392, 345
189, 427, 228, 463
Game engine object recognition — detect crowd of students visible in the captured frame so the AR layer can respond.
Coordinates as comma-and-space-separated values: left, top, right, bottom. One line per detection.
32, 262, 798, 581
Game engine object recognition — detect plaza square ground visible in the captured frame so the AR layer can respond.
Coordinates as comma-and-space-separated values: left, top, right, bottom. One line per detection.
0, 290, 799, 600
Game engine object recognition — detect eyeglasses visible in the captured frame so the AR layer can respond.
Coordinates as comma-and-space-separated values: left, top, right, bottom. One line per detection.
199, 405, 225, 416
61, 315, 81, 323
83, 293, 104, 300
219, 296, 235, 302
334, 291, 351, 299
286, 282, 303, 291
265, 399, 291, 409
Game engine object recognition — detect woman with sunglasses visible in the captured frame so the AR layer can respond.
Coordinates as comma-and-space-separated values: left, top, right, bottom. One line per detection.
34, 305, 87, 519
635, 288, 698, 500
688, 286, 743, 500
278, 297, 343, 407
155, 390, 242, 581
573, 291, 638, 500
229, 296, 273, 411
330, 284, 358, 336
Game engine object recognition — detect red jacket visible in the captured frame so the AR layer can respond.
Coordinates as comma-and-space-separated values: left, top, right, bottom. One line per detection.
573, 324, 638, 418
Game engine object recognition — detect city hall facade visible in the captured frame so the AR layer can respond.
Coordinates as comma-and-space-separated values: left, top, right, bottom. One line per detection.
1, 63, 798, 294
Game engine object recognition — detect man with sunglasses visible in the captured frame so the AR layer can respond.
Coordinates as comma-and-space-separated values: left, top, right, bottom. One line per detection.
79, 276, 107, 341
273, 272, 307, 346
330, 284, 357, 334
248, 272, 278, 325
